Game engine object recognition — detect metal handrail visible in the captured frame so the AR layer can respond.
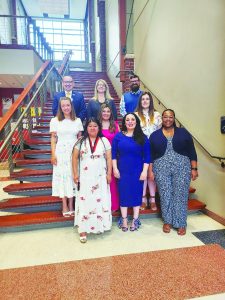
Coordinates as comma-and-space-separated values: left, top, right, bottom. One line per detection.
0, 64, 56, 153
0, 51, 72, 176
140, 79, 225, 167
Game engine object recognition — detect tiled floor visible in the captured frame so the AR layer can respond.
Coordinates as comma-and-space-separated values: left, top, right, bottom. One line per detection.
1, 177, 225, 299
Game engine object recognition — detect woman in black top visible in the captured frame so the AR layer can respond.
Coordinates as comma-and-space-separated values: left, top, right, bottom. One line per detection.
87, 79, 117, 120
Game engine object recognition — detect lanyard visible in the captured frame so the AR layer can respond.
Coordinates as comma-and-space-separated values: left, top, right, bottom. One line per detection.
88, 136, 99, 158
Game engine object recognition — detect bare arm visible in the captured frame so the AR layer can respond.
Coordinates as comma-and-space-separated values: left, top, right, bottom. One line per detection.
51, 132, 57, 165
77, 131, 82, 139
190, 160, 198, 181
105, 149, 112, 184
112, 159, 120, 178
140, 163, 149, 181
72, 148, 80, 184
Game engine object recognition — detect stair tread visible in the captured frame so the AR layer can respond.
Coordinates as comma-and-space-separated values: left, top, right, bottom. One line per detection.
4, 181, 52, 192
16, 159, 51, 165
25, 139, 50, 145
11, 169, 52, 178
22, 150, 51, 154
0, 196, 60, 209
0, 199, 205, 227
0, 211, 72, 226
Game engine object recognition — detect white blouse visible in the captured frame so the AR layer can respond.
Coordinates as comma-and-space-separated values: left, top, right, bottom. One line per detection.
136, 111, 162, 138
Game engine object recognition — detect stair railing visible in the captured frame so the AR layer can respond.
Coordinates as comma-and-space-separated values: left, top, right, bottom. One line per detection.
0, 63, 60, 177
58, 50, 72, 76
139, 77, 225, 168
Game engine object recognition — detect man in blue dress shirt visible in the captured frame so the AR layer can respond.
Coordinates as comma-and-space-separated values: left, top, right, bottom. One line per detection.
52, 75, 87, 121
120, 74, 143, 117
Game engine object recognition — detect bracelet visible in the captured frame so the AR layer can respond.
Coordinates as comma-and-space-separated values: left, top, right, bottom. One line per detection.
191, 167, 198, 171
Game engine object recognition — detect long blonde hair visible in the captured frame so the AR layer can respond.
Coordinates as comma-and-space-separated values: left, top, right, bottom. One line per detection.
135, 92, 154, 126
92, 79, 112, 101
56, 97, 76, 121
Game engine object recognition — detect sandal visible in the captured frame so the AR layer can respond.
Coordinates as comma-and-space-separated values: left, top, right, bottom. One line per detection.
140, 202, 147, 210
118, 217, 128, 232
177, 228, 186, 235
149, 196, 157, 211
150, 202, 157, 211
163, 223, 171, 233
62, 211, 71, 218
79, 233, 87, 243
69, 211, 75, 217
130, 218, 141, 231
140, 196, 147, 210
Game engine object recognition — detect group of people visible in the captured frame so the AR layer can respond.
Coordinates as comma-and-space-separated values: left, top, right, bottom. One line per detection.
50, 74, 198, 243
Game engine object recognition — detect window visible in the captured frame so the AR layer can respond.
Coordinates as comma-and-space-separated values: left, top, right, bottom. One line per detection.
34, 19, 85, 61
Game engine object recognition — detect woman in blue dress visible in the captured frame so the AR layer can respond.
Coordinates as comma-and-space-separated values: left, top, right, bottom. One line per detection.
149, 109, 198, 235
112, 113, 151, 231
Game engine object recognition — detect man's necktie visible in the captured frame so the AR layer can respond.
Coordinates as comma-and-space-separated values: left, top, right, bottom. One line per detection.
66, 92, 71, 98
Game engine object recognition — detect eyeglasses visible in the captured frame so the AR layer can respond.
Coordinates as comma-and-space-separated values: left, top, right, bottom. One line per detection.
63, 81, 73, 84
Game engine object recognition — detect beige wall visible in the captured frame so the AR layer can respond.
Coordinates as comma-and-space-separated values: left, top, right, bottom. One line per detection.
105, 0, 122, 96
0, 49, 43, 75
133, 0, 225, 217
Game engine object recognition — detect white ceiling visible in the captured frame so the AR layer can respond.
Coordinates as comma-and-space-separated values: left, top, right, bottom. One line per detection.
0, 74, 33, 88
21, 0, 87, 20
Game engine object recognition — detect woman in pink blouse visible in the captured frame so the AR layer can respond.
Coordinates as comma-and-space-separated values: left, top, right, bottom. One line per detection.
99, 104, 120, 211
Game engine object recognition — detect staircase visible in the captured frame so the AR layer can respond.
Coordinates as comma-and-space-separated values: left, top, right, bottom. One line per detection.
0, 71, 206, 232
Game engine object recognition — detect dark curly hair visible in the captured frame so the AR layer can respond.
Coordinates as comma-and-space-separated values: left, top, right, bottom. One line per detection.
162, 109, 177, 128
121, 113, 146, 145
83, 117, 103, 139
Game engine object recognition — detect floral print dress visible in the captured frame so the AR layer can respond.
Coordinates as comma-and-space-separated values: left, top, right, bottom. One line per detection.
74, 137, 112, 234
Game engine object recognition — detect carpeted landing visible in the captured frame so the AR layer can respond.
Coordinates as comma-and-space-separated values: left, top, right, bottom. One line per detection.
1, 244, 225, 300
193, 229, 225, 249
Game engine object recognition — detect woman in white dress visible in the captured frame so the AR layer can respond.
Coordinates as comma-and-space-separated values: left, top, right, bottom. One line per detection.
135, 92, 162, 210
72, 118, 112, 243
50, 97, 83, 217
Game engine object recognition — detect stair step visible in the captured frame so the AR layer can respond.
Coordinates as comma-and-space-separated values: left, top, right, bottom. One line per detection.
0, 199, 206, 232
31, 132, 50, 140
25, 139, 50, 150
0, 195, 60, 211
21, 149, 51, 159
16, 159, 51, 170
11, 169, 52, 182
33, 125, 50, 132
0, 211, 73, 232
3, 181, 52, 196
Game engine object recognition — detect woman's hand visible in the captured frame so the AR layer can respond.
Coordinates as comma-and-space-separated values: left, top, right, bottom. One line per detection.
107, 173, 112, 184
73, 174, 79, 184
191, 170, 198, 181
113, 168, 120, 179
149, 170, 155, 181
51, 155, 57, 166
139, 170, 147, 181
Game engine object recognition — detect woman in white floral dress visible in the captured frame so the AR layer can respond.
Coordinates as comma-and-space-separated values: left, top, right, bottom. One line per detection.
72, 118, 112, 243
50, 97, 83, 217
135, 92, 162, 210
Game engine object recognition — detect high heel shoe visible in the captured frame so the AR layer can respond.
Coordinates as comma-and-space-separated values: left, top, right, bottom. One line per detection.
130, 218, 141, 231
118, 217, 128, 232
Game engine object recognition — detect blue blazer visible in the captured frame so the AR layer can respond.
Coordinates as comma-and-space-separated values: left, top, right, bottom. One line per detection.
149, 127, 197, 162
52, 90, 87, 121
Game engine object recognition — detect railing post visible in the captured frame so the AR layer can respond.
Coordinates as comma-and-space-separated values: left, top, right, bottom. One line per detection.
17, 122, 24, 152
